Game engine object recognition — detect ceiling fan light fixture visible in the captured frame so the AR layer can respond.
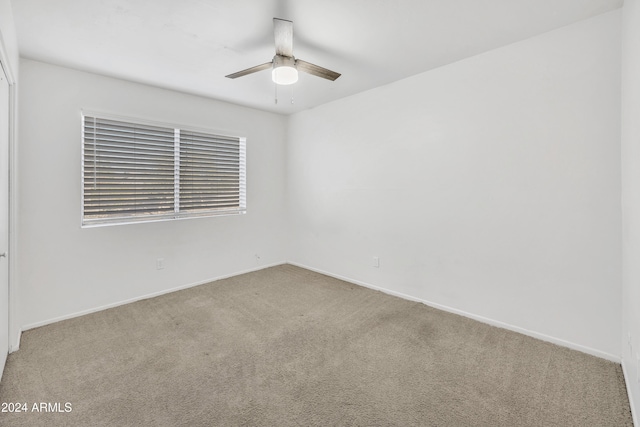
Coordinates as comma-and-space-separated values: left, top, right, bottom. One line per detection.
272, 55, 298, 85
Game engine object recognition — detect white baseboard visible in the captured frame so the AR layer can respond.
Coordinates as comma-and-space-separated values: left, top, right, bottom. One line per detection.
21, 262, 286, 332
17, 260, 620, 364
9, 331, 20, 353
622, 360, 639, 426
288, 261, 620, 363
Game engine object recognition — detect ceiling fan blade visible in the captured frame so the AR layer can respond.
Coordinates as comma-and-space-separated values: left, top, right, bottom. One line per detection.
225, 62, 273, 79
274, 18, 293, 57
296, 59, 341, 81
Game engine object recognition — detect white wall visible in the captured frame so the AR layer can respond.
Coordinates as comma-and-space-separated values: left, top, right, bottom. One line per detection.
622, 0, 640, 423
17, 59, 287, 329
287, 10, 622, 359
0, 0, 19, 75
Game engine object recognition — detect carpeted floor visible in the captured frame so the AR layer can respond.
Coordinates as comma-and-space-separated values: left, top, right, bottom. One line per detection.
0, 264, 633, 426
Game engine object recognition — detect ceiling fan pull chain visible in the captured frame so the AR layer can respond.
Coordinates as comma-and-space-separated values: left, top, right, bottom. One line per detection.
274, 83, 278, 104
291, 84, 294, 104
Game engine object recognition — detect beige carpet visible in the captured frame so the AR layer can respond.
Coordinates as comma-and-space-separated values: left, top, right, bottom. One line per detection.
0, 264, 632, 426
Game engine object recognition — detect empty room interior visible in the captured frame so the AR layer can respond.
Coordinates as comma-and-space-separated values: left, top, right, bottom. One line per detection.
0, 0, 639, 425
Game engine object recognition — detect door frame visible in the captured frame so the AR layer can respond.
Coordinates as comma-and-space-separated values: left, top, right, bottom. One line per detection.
0, 32, 19, 353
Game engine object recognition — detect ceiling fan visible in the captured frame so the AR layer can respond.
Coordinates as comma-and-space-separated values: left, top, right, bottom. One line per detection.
225, 18, 341, 85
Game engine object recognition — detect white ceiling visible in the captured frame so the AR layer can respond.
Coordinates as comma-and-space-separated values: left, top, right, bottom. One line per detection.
11, 0, 622, 115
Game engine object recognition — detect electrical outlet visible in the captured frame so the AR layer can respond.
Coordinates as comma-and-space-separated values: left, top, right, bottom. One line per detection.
373, 256, 380, 268
156, 258, 165, 270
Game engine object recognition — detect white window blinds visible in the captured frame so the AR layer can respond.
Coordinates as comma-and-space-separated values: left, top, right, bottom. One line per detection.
179, 130, 246, 215
82, 114, 246, 226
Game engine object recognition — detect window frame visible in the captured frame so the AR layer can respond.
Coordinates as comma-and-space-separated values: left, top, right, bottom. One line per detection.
80, 111, 246, 228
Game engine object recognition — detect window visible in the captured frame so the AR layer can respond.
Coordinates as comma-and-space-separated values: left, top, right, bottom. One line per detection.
82, 114, 246, 226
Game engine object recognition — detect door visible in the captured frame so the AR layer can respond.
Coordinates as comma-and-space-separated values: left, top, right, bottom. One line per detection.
0, 63, 9, 378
